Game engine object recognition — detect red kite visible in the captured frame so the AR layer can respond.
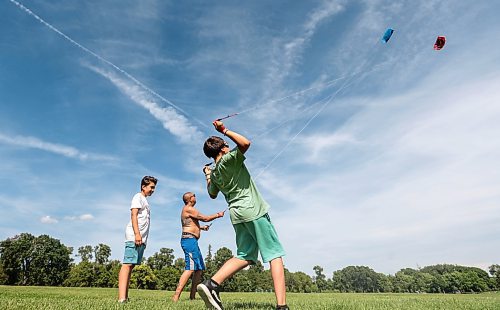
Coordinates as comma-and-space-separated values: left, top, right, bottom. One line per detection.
434, 36, 446, 50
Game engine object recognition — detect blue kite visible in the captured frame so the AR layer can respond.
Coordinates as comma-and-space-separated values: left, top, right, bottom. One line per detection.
382, 28, 394, 43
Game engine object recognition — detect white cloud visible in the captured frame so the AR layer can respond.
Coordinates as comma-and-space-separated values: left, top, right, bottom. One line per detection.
64, 214, 95, 221
265, 1, 345, 99
40, 215, 58, 224
86, 65, 204, 145
298, 132, 358, 162
79, 214, 94, 221
0, 133, 116, 161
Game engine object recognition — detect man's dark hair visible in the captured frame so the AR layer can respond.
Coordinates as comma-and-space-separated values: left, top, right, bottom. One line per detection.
141, 176, 158, 189
203, 136, 225, 159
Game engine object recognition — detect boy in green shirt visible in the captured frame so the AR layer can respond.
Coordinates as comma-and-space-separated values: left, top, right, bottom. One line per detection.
197, 121, 288, 310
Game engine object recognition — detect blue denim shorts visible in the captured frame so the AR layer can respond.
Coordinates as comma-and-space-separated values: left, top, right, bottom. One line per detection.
123, 241, 146, 265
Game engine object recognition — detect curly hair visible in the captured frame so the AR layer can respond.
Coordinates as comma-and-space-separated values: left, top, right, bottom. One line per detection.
203, 136, 225, 159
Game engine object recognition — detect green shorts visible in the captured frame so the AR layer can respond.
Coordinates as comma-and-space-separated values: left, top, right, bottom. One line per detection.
123, 241, 146, 265
233, 213, 285, 263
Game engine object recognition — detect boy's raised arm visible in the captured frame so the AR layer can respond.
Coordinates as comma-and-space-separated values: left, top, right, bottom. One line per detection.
213, 121, 251, 154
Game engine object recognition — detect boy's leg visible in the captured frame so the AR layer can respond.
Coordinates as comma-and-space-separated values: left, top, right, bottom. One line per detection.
212, 257, 251, 284
197, 258, 250, 310
270, 257, 286, 306
118, 264, 134, 301
172, 270, 194, 301
190, 270, 202, 300
250, 214, 287, 308
119, 241, 145, 301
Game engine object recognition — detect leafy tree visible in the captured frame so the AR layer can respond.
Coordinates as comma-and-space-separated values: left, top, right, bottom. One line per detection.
313, 265, 328, 292
489, 264, 500, 276
421, 264, 490, 282
457, 271, 488, 292
378, 274, 394, 293
213, 247, 233, 270
0, 233, 35, 285
154, 265, 181, 290
392, 272, 413, 292
420, 264, 491, 293
64, 261, 95, 287
29, 235, 72, 286
211, 247, 234, 291
412, 272, 435, 293
0, 262, 7, 284
227, 271, 252, 292
64, 243, 116, 288
248, 261, 272, 292
204, 244, 216, 279
489, 264, 500, 290
93, 244, 111, 265
443, 271, 462, 293
289, 271, 314, 293
146, 248, 175, 271
145, 248, 178, 291
0, 233, 72, 286
77, 245, 93, 263
107, 260, 122, 288
174, 257, 185, 272
428, 274, 447, 293
332, 266, 381, 293
130, 264, 157, 289
393, 269, 430, 293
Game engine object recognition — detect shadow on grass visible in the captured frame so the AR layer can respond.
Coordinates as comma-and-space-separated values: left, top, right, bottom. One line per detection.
227, 301, 276, 309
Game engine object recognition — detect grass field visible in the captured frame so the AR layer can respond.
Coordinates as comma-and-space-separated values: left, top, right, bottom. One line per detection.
0, 286, 499, 310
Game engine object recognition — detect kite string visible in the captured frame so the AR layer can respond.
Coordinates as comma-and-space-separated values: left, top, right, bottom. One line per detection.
251, 63, 389, 141
254, 41, 382, 179
234, 75, 347, 117
8, 0, 209, 129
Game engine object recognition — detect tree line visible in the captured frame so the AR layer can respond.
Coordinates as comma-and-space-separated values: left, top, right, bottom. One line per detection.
1, 233, 499, 293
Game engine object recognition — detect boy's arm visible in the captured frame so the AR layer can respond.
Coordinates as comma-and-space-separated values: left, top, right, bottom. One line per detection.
186, 208, 225, 222
213, 121, 251, 154
203, 166, 219, 199
131, 208, 142, 245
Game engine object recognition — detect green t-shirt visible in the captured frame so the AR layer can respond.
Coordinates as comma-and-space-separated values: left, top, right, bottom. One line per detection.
208, 147, 269, 224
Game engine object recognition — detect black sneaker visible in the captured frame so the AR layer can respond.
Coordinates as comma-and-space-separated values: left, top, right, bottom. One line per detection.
197, 279, 223, 310
276, 305, 289, 310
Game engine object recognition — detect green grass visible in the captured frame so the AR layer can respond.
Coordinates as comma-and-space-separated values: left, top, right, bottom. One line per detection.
0, 286, 499, 309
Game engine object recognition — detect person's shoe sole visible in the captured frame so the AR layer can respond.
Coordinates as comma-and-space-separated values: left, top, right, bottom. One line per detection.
197, 283, 222, 310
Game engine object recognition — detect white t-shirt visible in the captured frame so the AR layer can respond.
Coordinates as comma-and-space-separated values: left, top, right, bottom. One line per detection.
125, 193, 151, 245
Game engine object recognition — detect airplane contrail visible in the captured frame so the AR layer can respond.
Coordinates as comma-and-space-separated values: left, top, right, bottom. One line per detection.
8, 0, 208, 129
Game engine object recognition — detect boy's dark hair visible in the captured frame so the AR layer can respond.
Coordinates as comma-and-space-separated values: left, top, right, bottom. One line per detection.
141, 176, 158, 188
203, 136, 225, 159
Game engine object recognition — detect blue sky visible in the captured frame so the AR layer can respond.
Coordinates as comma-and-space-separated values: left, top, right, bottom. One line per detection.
1, 0, 499, 276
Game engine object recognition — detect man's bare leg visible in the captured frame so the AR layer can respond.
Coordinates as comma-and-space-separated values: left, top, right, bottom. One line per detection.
172, 270, 194, 302
190, 270, 202, 299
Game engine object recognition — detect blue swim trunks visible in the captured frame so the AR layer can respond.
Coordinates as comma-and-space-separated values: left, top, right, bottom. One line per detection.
181, 236, 205, 271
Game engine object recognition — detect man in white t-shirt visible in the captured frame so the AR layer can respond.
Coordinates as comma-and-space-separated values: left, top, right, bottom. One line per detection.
118, 176, 157, 303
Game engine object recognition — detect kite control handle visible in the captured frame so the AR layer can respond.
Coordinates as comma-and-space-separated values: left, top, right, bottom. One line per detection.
216, 113, 239, 121
213, 120, 227, 134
